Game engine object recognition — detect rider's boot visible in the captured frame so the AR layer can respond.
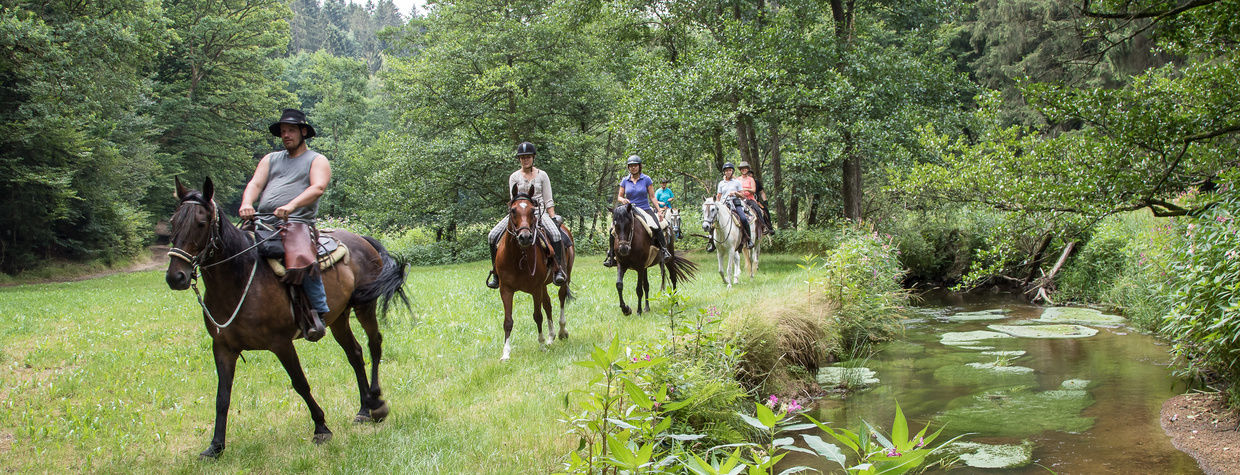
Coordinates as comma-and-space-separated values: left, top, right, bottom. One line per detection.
301, 274, 329, 342
652, 228, 672, 261
485, 240, 500, 289
550, 239, 568, 286
305, 310, 326, 342
602, 232, 617, 267
705, 237, 715, 252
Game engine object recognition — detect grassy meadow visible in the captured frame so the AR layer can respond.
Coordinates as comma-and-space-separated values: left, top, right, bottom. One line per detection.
0, 252, 811, 473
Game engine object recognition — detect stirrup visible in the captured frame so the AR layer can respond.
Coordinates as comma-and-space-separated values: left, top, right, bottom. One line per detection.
304, 310, 326, 342
553, 269, 567, 286
485, 270, 499, 289
705, 242, 715, 252
602, 254, 616, 268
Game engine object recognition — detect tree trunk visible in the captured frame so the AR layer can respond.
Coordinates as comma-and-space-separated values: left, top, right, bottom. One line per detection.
841, 130, 862, 220
769, 123, 786, 229
807, 193, 822, 227
735, 116, 753, 165
712, 127, 725, 172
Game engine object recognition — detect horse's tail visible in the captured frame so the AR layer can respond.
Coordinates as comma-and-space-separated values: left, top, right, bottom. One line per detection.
352, 235, 411, 318
665, 251, 699, 287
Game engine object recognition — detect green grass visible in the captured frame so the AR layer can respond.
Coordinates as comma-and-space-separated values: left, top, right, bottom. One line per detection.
0, 252, 808, 473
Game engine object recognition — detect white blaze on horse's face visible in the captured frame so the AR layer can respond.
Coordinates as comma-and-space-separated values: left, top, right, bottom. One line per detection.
519, 202, 528, 209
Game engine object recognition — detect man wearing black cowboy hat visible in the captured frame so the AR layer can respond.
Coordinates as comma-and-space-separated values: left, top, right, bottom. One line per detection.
238, 108, 332, 341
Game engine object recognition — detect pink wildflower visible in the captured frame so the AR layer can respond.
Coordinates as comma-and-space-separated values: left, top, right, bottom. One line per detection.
886, 448, 902, 457
766, 395, 779, 409
915, 436, 925, 448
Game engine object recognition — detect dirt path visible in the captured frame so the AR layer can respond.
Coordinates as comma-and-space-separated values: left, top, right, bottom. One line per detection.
0, 245, 170, 287
1162, 392, 1240, 475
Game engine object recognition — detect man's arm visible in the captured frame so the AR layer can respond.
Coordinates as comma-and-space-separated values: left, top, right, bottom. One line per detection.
239, 155, 272, 219
274, 155, 331, 219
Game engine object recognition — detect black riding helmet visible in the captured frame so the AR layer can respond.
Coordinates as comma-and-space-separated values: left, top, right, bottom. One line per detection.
722, 162, 735, 172
516, 142, 536, 156
626, 155, 642, 166
269, 108, 316, 139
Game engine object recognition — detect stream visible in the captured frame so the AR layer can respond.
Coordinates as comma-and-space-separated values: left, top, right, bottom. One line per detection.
803, 292, 1201, 473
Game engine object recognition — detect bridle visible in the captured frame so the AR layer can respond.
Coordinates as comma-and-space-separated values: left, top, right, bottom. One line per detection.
703, 199, 733, 244
613, 205, 635, 251
168, 197, 273, 332
506, 194, 543, 276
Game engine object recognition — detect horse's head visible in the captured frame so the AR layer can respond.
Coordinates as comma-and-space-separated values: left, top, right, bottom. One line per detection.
166, 177, 219, 290
612, 203, 635, 257
667, 208, 681, 237
701, 197, 717, 233
507, 183, 540, 248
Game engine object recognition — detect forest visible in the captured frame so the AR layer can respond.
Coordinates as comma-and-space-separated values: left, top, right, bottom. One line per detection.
2, 0, 1240, 470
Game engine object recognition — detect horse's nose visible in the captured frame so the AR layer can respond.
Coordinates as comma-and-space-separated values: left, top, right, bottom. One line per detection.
166, 271, 188, 290
702, 223, 711, 232
617, 244, 631, 256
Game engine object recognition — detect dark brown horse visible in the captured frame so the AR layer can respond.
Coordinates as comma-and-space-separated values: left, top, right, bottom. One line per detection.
495, 184, 574, 360
610, 203, 697, 315
165, 178, 408, 458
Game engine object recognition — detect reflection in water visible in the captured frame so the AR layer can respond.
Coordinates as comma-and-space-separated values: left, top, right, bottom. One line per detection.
800, 293, 1200, 474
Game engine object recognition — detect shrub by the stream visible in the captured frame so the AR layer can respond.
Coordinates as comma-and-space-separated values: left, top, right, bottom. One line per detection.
879, 207, 994, 286
819, 226, 908, 355
1056, 210, 1176, 330
1163, 176, 1240, 406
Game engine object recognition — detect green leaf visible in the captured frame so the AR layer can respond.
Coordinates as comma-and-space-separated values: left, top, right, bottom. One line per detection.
801, 435, 847, 468
739, 413, 771, 431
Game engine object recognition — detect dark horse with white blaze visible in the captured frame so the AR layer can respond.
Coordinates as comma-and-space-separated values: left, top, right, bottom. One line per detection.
495, 183, 575, 360
165, 178, 408, 458
610, 203, 697, 315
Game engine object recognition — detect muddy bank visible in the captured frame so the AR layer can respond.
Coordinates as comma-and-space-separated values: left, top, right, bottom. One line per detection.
1161, 393, 1240, 475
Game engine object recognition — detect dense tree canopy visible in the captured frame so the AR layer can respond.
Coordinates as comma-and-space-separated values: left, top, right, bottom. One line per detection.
2, 0, 1237, 276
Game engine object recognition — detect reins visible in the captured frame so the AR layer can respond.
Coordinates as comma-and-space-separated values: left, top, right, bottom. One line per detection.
505, 194, 543, 277
168, 198, 272, 332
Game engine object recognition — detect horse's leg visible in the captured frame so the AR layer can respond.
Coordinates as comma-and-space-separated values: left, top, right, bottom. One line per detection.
732, 249, 741, 285
201, 341, 239, 458
500, 287, 516, 360
533, 285, 547, 346
557, 284, 570, 340
637, 268, 648, 315
271, 342, 332, 444
539, 287, 554, 347
328, 306, 379, 423
616, 266, 631, 316
353, 300, 389, 422
716, 236, 729, 286
750, 244, 759, 278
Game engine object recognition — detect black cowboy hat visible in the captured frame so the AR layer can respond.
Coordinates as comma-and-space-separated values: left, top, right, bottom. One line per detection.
269, 108, 316, 139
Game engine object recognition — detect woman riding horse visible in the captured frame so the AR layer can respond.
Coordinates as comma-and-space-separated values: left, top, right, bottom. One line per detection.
603, 155, 671, 267
486, 142, 571, 289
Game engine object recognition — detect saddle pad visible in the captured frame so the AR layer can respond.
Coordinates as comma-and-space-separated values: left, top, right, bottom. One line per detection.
268, 237, 349, 277
633, 210, 667, 237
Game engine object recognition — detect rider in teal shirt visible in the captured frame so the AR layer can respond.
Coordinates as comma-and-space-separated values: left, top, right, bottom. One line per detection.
655, 178, 674, 213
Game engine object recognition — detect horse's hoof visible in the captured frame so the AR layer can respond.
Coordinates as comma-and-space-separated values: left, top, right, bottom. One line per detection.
558, 330, 569, 340
621, 306, 631, 316
353, 413, 373, 424
199, 445, 223, 460
370, 401, 390, 422
313, 432, 333, 445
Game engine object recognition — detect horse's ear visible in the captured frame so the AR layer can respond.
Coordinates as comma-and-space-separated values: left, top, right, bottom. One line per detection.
175, 176, 188, 200
202, 176, 215, 203
526, 183, 534, 197
510, 183, 519, 200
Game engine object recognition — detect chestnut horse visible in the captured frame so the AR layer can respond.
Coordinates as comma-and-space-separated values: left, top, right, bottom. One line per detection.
611, 203, 697, 315
495, 184, 575, 360
165, 178, 408, 458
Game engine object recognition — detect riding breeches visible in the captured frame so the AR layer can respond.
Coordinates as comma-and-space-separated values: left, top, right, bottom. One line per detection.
726, 199, 751, 232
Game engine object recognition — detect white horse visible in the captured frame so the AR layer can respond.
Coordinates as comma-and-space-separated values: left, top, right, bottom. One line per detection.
702, 197, 759, 287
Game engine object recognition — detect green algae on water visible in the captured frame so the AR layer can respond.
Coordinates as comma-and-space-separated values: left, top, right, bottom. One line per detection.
940, 330, 1013, 347
945, 441, 1034, 469
817, 366, 879, 388
933, 362, 1037, 389
935, 383, 1095, 437
942, 309, 1009, 322
1035, 307, 1126, 326
988, 324, 1098, 339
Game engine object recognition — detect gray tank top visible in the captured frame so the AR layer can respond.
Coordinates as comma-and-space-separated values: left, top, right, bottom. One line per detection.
257, 149, 323, 223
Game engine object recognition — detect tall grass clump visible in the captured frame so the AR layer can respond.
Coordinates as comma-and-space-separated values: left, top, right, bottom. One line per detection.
1162, 175, 1240, 406
1056, 210, 1177, 330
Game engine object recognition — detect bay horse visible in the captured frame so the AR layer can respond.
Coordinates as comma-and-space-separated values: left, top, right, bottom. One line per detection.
495, 183, 574, 360
165, 177, 409, 458
702, 197, 759, 287
611, 203, 697, 315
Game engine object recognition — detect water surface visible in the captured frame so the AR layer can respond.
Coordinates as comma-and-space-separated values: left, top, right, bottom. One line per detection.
805, 293, 1200, 474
